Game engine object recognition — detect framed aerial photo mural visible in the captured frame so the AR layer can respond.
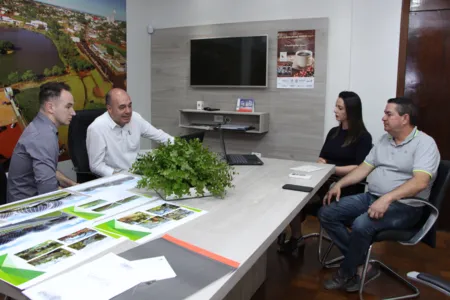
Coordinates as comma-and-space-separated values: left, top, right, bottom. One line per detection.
0, 0, 126, 166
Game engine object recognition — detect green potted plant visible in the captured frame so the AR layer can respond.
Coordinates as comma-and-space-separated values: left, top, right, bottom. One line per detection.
130, 136, 236, 200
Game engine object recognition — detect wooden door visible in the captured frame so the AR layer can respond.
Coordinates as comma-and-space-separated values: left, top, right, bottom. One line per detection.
397, 0, 450, 230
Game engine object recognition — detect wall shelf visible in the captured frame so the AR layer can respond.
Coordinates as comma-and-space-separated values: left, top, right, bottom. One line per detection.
179, 109, 269, 134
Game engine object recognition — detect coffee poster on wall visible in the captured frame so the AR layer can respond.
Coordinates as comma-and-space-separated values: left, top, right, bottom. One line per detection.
0, 0, 126, 169
276, 30, 315, 89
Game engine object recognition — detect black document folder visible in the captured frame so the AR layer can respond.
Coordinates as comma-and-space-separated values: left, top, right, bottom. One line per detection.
113, 234, 239, 300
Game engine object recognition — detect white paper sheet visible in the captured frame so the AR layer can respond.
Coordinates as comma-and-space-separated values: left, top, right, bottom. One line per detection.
131, 256, 176, 283
23, 253, 142, 300
67, 174, 140, 196
290, 165, 324, 173
288, 172, 312, 180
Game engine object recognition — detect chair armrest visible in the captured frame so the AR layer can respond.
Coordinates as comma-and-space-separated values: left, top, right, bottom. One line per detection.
75, 171, 96, 175
357, 181, 368, 187
400, 197, 438, 213
328, 175, 368, 193
399, 197, 439, 246
329, 174, 367, 186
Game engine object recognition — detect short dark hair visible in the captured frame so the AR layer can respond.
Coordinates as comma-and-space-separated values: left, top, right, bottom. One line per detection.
39, 82, 71, 107
387, 97, 418, 126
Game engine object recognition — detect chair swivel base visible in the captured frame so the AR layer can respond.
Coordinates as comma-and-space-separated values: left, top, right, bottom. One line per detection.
277, 231, 342, 267
277, 232, 323, 246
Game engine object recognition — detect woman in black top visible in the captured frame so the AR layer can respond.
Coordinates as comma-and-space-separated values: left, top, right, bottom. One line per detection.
279, 91, 372, 254
318, 92, 372, 176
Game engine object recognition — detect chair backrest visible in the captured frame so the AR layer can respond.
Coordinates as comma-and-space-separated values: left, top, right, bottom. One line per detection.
68, 108, 106, 174
180, 131, 205, 143
421, 160, 450, 248
0, 164, 6, 205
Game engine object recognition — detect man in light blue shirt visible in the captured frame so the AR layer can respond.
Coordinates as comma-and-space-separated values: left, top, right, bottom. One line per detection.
318, 97, 440, 292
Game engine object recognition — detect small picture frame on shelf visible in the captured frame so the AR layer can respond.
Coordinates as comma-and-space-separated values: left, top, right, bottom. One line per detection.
236, 98, 254, 112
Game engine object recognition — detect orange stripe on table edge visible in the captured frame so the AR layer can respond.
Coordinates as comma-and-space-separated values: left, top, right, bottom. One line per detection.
163, 234, 240, 269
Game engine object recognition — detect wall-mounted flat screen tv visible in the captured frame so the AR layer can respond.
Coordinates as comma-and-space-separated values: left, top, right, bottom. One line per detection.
190, 35, 268, 88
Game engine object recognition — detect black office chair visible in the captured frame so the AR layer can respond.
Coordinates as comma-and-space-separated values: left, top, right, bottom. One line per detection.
319, 160, 450, 300
0, 164, 7, 205
68, 108, 106, 183
180, 131, 206, 143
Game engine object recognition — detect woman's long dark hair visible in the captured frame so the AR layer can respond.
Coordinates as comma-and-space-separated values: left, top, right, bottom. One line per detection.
333, 91, 368, 147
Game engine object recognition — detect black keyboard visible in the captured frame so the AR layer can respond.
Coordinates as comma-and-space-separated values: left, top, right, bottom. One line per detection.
226, 154, 264, 166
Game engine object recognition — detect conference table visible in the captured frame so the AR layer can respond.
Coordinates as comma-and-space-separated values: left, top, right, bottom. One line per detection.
0, 157, 334, 300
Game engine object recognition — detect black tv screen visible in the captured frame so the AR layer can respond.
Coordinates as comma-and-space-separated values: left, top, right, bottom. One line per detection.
190, 35, 268, 88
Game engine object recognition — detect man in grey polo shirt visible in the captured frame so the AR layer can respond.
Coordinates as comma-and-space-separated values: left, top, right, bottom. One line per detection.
7, 82, 77, 203
318, 97, 440, 292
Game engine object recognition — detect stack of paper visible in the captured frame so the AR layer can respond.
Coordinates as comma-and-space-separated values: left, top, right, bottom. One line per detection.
23, 253, 176, 300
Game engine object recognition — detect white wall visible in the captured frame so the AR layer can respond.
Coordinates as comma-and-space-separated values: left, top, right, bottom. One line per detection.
349, 0, 402, 142
127, 0, 153, 150
126, 0, 402, 145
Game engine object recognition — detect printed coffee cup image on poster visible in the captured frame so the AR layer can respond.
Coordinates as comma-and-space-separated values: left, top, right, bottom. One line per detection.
276, 30, 315, 89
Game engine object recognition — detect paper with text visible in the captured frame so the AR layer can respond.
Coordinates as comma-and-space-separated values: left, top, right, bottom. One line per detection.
23, 253, 141, 300
131, 256, 176, 283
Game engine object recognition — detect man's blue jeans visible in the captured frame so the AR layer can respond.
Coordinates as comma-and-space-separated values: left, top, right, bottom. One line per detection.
318, 192, 423, 278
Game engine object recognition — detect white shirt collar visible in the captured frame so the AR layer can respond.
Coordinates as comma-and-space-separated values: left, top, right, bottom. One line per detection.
105, 111, 127, 130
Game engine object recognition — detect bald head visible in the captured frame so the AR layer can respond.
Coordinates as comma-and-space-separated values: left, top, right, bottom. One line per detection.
105, 88, 129, 106
105, 88, 132, 127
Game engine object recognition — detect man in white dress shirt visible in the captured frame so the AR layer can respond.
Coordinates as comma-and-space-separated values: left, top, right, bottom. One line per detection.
86, 88, 174, 177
